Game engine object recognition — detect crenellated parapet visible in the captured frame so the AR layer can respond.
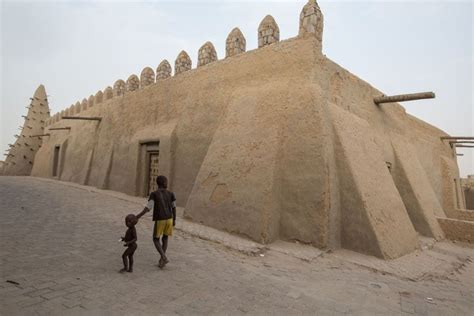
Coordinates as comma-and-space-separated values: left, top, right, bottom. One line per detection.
113, 80, 126, 97
104, 86, 113, 100
126, 75, 140, 92
75, 101, 82, 114
299, 0, 324, 47
45, 1, 324, 126
198, 42, 218, 67
88, 95, 95, 108
81, 99, 88, 111
175, 51, 192, 75
95, 90, 103, 104
68, 104, 74, 116
156, 60, 172, 81
258, 15, 280, 48
226, 28, 246, 58
140, 67, 155, 88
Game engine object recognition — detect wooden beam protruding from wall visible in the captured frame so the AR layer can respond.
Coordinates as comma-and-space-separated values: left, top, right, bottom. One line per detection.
374, 92, 435, 104
441, 136, 474, 140
31, 134, 51, 137
61, 116, 102, 122
48, 127, 71, 131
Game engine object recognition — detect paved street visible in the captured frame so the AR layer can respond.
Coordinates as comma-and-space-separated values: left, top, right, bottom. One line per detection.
1, 176, 473, 315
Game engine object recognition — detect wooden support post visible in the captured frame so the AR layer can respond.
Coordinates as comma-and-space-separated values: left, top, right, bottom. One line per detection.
61, 116, 102, 122
374, 92, 435, 104
48, 127, 71, 131
31, 134, 51, 137
449, 141, 474, 145
441, 136, 474, 140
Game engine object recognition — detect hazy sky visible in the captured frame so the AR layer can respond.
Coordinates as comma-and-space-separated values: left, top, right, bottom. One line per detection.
1, 0, 472, 176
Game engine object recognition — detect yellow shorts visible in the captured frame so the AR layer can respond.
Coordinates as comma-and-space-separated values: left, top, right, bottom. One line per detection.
153, 219, 173, 237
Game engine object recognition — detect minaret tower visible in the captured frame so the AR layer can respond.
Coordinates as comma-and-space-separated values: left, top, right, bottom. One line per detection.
2, 85, 50, 175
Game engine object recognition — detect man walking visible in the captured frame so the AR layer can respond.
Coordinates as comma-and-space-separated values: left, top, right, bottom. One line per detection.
137, 175, 176, 268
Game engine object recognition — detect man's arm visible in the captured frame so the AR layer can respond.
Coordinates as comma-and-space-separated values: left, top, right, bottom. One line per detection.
172, 206, 176, 226
136, 196, 154, 219
171, 192, 177, 226
136, 207, 150, 220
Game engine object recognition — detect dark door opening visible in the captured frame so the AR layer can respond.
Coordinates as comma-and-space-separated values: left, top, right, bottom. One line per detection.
147, 151, 160, 195
53, 146, 60, 177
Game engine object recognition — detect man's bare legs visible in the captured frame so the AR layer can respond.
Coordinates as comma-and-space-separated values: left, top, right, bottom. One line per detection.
162, 235, 169, 253
153, 235, 169, 268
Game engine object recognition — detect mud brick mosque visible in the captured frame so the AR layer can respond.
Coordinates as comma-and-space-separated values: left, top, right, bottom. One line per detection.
3, 0, 473, 258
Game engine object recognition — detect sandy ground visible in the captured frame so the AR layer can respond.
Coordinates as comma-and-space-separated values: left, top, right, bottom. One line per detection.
1, 176, 473, 315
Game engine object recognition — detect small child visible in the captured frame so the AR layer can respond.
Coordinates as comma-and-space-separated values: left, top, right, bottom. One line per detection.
119, 214, 138, 273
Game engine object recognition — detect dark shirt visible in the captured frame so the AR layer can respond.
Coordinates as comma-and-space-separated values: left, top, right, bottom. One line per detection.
124, 227, 137, 246
148, 189, 176, 221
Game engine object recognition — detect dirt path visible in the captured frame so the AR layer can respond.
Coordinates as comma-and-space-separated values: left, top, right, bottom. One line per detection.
1, 176, 473, 315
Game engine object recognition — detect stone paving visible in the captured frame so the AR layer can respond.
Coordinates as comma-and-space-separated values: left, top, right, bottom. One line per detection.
1, 176, 473, 315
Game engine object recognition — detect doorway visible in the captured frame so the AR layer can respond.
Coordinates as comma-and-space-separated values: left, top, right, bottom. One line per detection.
147, 151, 160, 195
137, 140, 161, 197
53, 145, 60, 177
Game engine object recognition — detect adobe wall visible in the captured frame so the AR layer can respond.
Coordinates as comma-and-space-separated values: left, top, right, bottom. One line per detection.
461, 176, 474, 210
30, 34, 459, 257
26, 0, 464, 258
437, 217, 474, 243
32, 36, 320, 200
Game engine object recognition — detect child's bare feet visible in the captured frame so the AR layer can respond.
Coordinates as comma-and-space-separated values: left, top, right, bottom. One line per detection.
119, 268, 127, 273
158, 257, 169, 269
127, 268, 133, 273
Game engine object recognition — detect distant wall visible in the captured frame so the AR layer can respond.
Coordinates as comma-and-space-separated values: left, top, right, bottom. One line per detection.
2, 85, 50, 175
461, 176, 474, 210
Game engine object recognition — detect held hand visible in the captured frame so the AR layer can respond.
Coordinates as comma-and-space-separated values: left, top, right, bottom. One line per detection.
173, 220, 176, 227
